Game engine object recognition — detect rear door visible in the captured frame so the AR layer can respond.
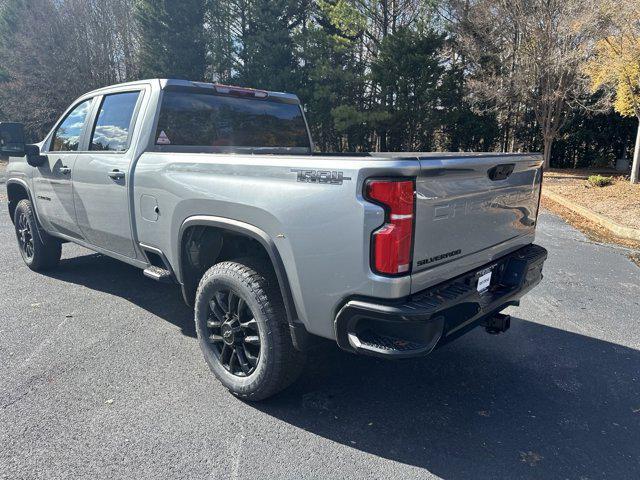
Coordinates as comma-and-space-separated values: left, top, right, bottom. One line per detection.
411, 154, 542, 288
34, 98, 94, 238
72, 90, 143, 258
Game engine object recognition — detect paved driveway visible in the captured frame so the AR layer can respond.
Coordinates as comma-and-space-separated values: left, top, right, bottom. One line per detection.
0, 162, 6, 194
1, 205, 639, 480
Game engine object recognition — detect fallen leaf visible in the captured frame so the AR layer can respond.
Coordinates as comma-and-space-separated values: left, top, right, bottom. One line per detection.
520, 451, 543, 466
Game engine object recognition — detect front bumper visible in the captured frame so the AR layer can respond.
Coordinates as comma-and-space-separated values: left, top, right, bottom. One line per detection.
334, 243, 548, 358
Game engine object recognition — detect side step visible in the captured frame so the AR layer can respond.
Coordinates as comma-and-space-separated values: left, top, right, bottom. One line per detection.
143, 266, 173, 283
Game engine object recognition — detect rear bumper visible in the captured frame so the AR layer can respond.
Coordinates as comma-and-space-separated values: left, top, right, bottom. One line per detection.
334, 243, 547, 358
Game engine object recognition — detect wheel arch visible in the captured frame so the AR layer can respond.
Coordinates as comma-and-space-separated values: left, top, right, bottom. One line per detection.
176, 216, 313, 348
6, 179, 33, 224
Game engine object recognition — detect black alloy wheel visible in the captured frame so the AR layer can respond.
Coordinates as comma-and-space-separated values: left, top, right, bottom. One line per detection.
16, 210, 34, 260
206, 288, 261, 376
195, 259, 305, 400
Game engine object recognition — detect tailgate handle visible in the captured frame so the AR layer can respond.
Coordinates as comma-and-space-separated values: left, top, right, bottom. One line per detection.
488, 163, 515, 181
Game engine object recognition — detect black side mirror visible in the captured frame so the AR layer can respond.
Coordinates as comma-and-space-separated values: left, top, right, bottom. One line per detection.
25, 144, 47, 167
0, 122, 26, 157
0, 122, 47, 167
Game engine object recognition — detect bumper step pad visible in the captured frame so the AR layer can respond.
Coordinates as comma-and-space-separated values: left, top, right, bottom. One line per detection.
335, 243, 548, 358
356, 330, 426, 353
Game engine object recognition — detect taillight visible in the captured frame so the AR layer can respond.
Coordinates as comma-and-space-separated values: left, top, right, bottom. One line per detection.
366, 179, 415, 275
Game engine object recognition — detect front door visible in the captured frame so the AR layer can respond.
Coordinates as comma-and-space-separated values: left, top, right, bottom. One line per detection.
33, 99, 94, 238
72, 91, 142, 259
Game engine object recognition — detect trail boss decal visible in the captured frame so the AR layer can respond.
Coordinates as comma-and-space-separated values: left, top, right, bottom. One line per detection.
291, 169, 351, 185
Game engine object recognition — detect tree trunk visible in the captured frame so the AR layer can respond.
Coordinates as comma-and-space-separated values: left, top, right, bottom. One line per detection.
631, 118, 640, 184
543, 136, 553, 170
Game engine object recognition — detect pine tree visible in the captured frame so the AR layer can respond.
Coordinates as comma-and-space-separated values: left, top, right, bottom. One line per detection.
136, 0, 206, 80
236, 0, 303, 92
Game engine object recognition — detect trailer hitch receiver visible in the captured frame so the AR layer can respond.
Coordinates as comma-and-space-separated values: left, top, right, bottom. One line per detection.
482, 313, 511, 335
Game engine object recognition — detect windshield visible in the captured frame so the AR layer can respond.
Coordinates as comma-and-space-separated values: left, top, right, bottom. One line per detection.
155, 91, 310, 151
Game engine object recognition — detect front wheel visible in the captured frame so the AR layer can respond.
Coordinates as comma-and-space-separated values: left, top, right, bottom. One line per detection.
194, 259, 305, 401
14, 199, 61, 271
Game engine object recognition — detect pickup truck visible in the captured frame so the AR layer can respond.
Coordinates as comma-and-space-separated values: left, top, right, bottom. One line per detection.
1, 79, 547, 400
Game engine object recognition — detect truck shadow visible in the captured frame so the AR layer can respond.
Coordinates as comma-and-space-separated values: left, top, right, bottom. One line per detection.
38, 251, 640, 478
42, 251, 196, 337
254, 318, 640, 479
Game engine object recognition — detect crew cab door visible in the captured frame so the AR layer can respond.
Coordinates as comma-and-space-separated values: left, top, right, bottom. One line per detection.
72, 90, 143, 259
34, 98, 95, 238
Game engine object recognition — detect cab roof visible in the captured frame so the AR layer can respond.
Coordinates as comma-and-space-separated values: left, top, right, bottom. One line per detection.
83, 78, 301, 103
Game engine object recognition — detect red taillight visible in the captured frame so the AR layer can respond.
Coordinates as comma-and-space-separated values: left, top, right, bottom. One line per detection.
366, 179, 415, 275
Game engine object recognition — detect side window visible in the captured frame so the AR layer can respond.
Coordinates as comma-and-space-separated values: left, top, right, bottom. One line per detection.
89, 92, 140, 151
51, 99, 92, 152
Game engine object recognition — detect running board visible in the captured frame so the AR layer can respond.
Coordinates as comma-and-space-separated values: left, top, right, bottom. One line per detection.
143, 266, 173, 283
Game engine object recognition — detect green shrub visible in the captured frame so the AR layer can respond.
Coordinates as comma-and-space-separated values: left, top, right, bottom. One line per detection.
587, 175, 613, 187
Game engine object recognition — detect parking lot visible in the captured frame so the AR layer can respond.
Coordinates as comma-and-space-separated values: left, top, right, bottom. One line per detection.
1, 204, 639, 480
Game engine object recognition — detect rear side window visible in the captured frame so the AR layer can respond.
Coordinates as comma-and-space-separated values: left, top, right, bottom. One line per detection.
155, 91, 310, 149
51, 99, 92, 151
90, 92, 140, 151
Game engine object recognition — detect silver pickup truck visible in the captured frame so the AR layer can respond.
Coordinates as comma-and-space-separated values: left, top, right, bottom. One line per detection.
1, 79, 547, 400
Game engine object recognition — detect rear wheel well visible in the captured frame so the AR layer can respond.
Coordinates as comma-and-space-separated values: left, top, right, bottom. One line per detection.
178, 223, 319, 352
7, 183, 30, 223
180, 225, 274, 306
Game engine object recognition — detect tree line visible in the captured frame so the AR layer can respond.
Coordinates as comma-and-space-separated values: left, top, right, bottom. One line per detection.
0, 0, 638, 179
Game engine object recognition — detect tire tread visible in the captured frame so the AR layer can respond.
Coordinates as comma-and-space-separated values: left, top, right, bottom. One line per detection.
14, 199, 61, 271
195, 258, 304, 400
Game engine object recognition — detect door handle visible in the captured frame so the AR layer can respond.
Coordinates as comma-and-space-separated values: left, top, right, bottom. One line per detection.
488, 163, 515, 181
108, 169, 125, 180
59, 165, 71, 175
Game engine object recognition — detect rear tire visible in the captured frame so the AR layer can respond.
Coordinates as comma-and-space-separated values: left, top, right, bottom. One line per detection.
194, 258, 305, 401
13, 199, 61, 271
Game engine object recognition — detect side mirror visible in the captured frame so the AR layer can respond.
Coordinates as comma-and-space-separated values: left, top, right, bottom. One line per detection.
0, 122, 47, 167
0, 122, 26, 157
25, 144, 47, 167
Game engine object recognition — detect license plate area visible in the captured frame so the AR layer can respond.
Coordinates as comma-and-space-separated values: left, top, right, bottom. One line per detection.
476, 267, 494, 292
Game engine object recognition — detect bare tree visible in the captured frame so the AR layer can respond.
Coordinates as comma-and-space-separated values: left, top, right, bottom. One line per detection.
0, 0, 137, 138
447, 0, 592, 168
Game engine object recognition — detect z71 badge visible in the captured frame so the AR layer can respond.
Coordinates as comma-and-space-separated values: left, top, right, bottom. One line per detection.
291, 169, 351, 185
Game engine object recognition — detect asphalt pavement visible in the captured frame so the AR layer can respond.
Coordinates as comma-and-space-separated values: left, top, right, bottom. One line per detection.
1, 204, 639, 480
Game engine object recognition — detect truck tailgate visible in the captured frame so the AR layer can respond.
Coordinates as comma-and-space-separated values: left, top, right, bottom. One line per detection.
411, 154, 543, 291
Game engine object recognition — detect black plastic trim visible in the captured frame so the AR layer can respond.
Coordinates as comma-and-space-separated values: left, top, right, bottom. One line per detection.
177, 215, 312, 351
5, 179, 48, 245
335, 243, 548, 358
139, 243, 176, 282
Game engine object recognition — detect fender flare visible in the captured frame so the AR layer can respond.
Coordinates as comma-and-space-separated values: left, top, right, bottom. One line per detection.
6, 178, 34, 218
5, 179, 48, 243
177, 215, 305, 340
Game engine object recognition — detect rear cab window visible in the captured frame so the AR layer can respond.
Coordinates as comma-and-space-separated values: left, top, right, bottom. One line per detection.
90, 91, 140, 151
154, 90, 310, 152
